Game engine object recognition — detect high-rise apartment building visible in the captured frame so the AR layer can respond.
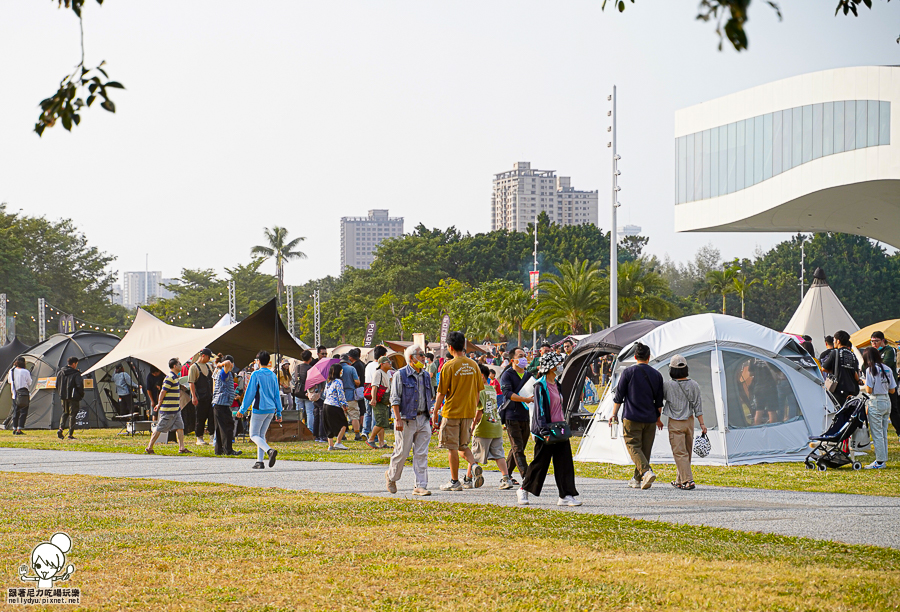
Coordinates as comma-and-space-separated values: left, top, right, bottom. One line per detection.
340, 209, 404, 271
122, 271, 164, 308
491, 162, 599, 232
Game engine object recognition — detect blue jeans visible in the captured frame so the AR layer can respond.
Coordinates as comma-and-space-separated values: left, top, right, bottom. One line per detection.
249, 412, 274, 462
869, 394, 891, 463
362, 400, 374, 435
297, 399, 315, 433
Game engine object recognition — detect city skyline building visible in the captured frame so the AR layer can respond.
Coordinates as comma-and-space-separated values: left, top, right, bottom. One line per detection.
491, 161, 599, 232
340, 209, 404, 271
121, 271, 168, 308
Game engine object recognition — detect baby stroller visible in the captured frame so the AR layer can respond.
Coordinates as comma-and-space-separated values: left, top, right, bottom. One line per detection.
805, 394, 869, 471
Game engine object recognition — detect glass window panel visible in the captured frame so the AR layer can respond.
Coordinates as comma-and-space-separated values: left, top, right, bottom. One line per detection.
719, 125, 728, 195
834, 101, 845, 153
792, 107, 803, 168
685, 133, 694, 202
763, 111, 783, 178
802, 105, 813, 164
781, 109, 792, 173
812, 103, 823, 160
745, 118, 755, 187
823, 102, 834, 156
710, 127, 719, 197
868, 100, 879, 147
881, 101, 891, 145
722, 351, 804, 429
764, 112, 773, 180
694, 129, 703, 199
727, 122, 736, 194
703, 129, 711, 199
856, 100, 867, 149
845, 100, 856, 151
736, 120, 745, 191
677, 137, 686, 204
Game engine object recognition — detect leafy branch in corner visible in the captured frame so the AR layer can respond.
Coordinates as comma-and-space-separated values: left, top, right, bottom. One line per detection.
834, 0, 897, 44
35, 0, 124, 136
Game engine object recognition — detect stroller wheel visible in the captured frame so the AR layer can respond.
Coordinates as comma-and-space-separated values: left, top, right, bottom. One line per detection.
805, 461, 815, 470
853, 462, 862, 470
817, 463, 828, 472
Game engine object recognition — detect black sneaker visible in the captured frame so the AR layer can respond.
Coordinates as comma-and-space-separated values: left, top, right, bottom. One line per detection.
228, 450, 243, 456
354, 434, 363, 442
57, 429, 64, 440
252, 461, 265, 469
267, 448, 278, 467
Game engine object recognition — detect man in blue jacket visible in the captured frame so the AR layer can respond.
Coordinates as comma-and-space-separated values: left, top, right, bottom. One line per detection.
499, 347, 533, 484
237, 351, 282, 470
385, 345, 434, 496
609, 342, 663, 489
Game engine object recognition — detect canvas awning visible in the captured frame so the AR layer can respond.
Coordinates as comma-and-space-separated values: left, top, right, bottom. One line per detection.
850, 319, 900, 349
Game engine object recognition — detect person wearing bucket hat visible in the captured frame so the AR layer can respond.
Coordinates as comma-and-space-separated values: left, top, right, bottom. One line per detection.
662, 354, 706, 490
518, 351, 581, 507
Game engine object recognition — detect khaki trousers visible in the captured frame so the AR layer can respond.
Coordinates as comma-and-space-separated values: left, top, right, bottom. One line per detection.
667, 417, 694, 485
622, 419, 656, 480
387, 413, 431, 489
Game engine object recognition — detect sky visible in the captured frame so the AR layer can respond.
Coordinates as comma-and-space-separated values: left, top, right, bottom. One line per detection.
1, 1, 897, 291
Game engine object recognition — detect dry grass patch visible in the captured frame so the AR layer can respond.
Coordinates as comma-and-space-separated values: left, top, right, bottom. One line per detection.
0, 473, 896, 611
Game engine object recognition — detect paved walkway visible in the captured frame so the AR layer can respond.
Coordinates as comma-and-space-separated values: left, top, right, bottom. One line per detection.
2, 448, 898, 549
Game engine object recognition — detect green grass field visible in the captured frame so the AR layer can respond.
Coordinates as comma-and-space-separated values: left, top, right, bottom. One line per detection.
3, 427, 898, 497
0, 472, 897, 611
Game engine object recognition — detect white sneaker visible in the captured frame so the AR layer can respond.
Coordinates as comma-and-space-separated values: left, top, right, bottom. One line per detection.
498, 476, 514, 490
641, 469, 656, 489
440, 480, 463, 491
333, 443, 349, 450
558, 495, 582, 506
195, 439, 207, 446
628, 478, 640, 488
569, 495, 583, 506
517, 488, 530, 505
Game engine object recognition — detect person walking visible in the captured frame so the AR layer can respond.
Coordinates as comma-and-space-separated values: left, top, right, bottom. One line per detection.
822, 330, 861, 407
339, 355, 362, 442
433, 331, 483, 492
322, 363, 350, 451
189, 348, 215, 446
348, 348, 367, 440
145, 357, 192, 455
113, 364, 137, 417
609, 342, 664, 489
292, 350, 316, 435
55, 356, 84, 440
518, 352, 580, 506
862, 346, 895, 469
212, 355, 242, 457
363, 345, 388, 439
236, 351, 282, 470
869, 331, 900, 438
661, 355, 706, 490
385, 345, 434, 496
365, 356, 392, 449
467, 364, 515, 490
8, 357, 32, 435
499, 347, 533, 485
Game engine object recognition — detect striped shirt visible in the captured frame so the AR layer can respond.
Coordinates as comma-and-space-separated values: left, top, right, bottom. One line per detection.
159, 372, 181, 412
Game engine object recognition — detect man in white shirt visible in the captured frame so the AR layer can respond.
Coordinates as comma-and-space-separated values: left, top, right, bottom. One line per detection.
8, 357, 32, 435
363, 346, 388, 438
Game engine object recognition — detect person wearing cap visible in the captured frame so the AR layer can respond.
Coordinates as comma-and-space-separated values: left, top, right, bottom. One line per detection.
189, 348, 215, 446
610, 342, 664, 490
365, 356, 392, 449
212, 355, 242, 457
661, 354, 706, 490
517, 351, 580, 507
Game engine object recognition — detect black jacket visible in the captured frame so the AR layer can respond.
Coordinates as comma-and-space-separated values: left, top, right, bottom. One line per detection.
292, 362, 312, 397
499, 366, 532, 422
56, 365, 84, 401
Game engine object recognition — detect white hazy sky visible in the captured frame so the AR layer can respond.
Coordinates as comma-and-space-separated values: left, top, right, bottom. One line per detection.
1, 1, 896, 288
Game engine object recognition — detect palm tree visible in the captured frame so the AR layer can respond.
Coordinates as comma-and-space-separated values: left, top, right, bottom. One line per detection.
699, 268, 736, 315
250, 226, 307, 296
617, 259, 680, 322
525, 259, 607, 335
732, 272, 760, 319
494, 286, 532, 346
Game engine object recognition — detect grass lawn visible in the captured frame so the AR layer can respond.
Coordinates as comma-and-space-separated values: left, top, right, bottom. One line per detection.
0, 472, 897, 611
3, 428, 899, 498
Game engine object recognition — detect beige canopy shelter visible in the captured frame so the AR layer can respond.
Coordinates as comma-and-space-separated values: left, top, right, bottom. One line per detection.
850, 320, 900, 349
86, 298, 307, 375
783, 268, 859, 357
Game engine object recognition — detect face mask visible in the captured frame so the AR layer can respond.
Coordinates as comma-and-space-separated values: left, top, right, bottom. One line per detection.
412, 360, 425, 371
517, 357, 528, 368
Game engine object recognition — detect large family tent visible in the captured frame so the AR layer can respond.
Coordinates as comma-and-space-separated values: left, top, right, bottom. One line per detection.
0, 331, 123, 430
559, 320, 665, 416
575, 314, 830, 466
783, 268, 859, 356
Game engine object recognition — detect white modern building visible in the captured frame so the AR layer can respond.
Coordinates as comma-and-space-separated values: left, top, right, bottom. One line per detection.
617, 224, 642, 241
674, 66, 898, 246
492, 162, 598, 232
122, 271, 164, 308
340, 209, 404, 271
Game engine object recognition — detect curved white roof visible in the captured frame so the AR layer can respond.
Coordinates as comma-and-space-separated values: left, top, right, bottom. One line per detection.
632, 313, 791, 358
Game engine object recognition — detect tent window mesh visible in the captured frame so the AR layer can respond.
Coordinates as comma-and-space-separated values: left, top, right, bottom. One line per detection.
656, 351, 717, 430
722, 351, 803, 429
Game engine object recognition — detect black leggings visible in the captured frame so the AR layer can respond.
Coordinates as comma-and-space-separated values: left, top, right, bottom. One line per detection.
521, 439, 579, 498
12, 403, 29, 430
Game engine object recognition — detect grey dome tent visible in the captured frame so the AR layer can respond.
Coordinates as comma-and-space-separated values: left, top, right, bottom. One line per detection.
0, 330, 123, 430
0, 338, 31, 376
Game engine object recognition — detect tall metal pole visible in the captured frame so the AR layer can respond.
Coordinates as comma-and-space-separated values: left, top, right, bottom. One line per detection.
286, 285, 295, 336
800, 240, 806, 300
532, 221, 538, 351
609, 86, 619, 327
313, 289, 321, 348
38, 297, 46, 342
228, 280, 236, 321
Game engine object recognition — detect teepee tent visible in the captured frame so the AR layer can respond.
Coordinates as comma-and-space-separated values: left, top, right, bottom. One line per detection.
575, 314, 829, 466
783, 268, 859, 356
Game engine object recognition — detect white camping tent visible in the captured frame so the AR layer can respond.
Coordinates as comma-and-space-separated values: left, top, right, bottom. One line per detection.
783, 267, 859, 356
575, 314, 830, 466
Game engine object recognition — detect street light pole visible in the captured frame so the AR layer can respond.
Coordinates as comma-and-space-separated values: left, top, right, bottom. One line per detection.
800, 238, 806, 300
608, 86, 620, 327
532, 220, 538, 351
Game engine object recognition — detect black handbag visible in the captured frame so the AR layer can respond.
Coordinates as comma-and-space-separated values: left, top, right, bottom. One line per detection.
539, 421, 571, 444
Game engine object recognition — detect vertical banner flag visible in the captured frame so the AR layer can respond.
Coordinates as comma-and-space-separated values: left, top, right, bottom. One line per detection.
439, 314, 451, 358
529, 270, 540, 298
58, 315, 75, 334
363, 320, 377, 348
